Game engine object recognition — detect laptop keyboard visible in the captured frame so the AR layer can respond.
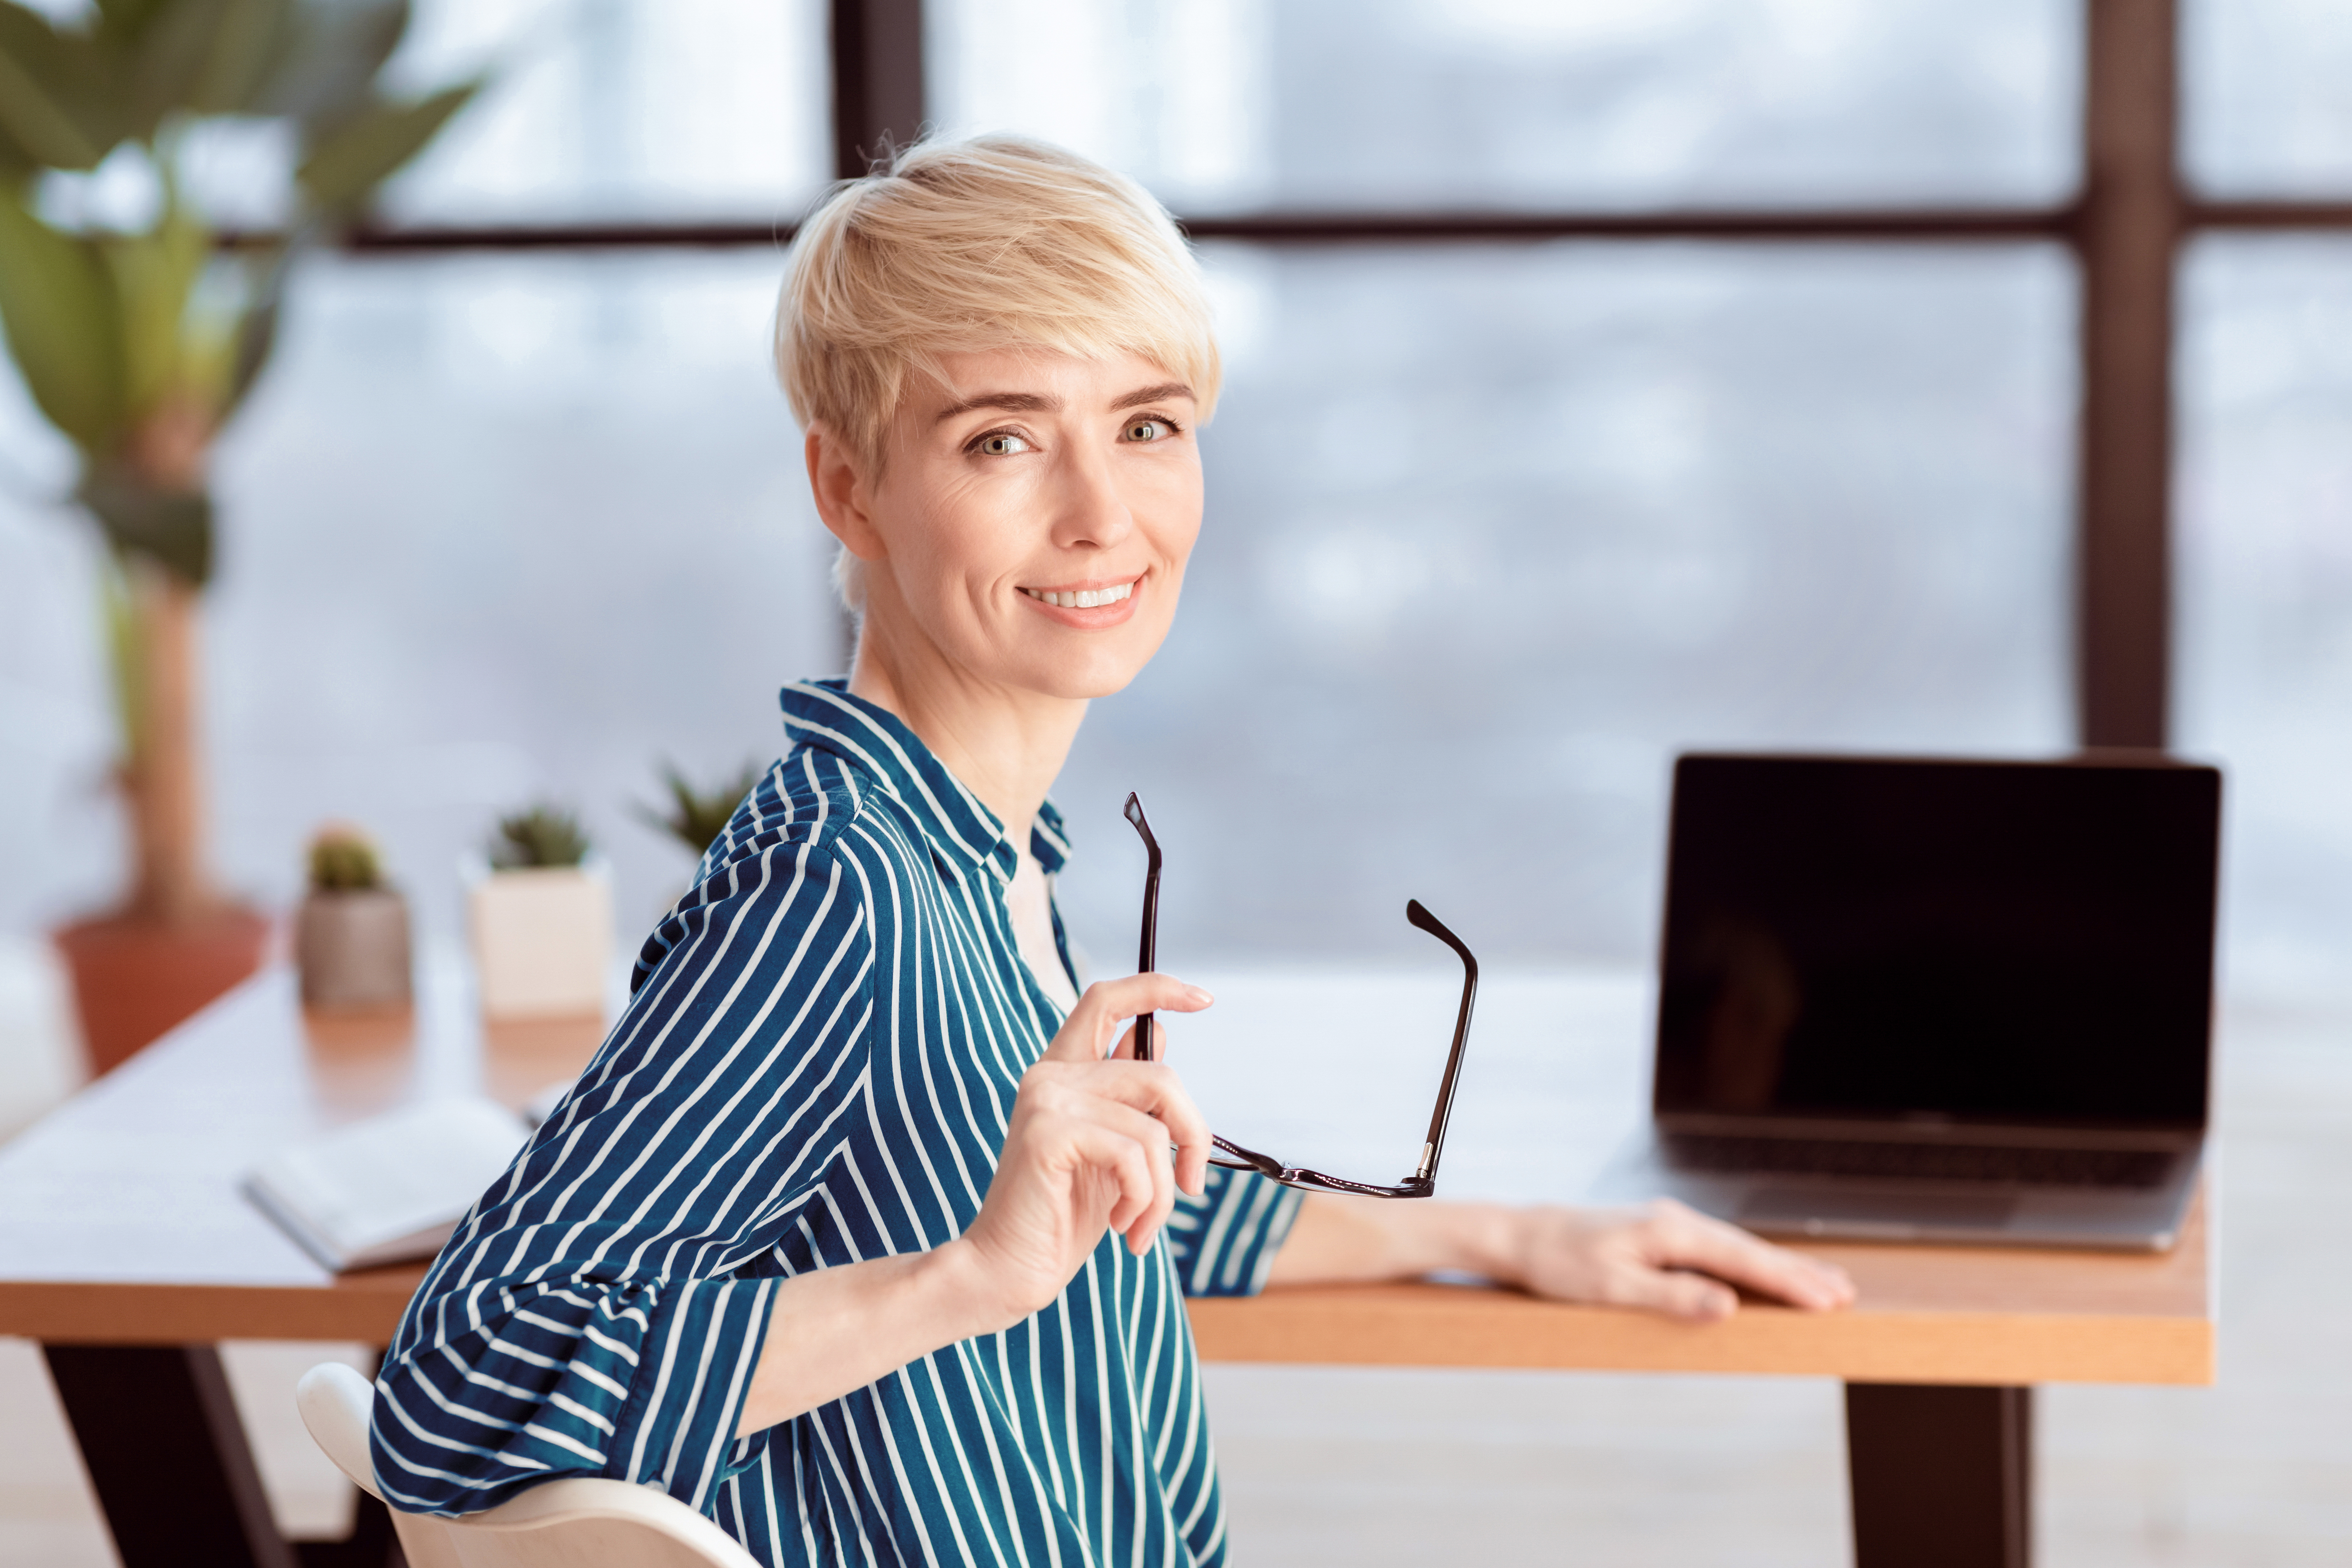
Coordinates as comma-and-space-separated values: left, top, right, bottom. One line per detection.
1665, 1134, 2175, 1189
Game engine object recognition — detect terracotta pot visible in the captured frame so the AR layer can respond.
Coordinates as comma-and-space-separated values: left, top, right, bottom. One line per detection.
468, 860, 612, 1021
54, 906, 271, 1075
295, 888, 413, 1010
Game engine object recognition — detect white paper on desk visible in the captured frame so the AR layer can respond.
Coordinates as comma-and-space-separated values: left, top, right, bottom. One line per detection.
243, 1098, 530, 1273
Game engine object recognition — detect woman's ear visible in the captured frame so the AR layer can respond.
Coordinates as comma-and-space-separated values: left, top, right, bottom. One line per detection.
805, 424, 887, 562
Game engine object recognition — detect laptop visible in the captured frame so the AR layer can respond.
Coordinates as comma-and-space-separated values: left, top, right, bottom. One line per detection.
1590, 753, 2221, 1252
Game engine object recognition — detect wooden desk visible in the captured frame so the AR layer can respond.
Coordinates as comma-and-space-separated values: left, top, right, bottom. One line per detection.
0, 970, 604, 1568
0, 967, 2214, 1568
1190, 1194, 2213, 1388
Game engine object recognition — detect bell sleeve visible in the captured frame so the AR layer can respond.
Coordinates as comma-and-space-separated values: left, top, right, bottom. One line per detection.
370, 832, 873, 1517
1163, 1165, 1305, 1298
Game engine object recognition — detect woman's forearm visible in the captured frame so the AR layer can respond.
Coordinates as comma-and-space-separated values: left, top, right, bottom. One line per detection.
737, 974, 1220, 1438
735, 1239, 1004, 1437
1263, 1194, 1524, 1287
742, 1191, 1468, 1436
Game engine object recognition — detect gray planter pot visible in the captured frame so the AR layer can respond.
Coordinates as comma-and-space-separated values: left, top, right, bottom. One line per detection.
296, 888, 414, 1010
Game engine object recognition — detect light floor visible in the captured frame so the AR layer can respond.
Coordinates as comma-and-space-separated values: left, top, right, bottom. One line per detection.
2, 996, 2346, 1565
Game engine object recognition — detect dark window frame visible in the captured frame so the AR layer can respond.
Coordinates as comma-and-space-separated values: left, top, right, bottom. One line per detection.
334, 0, 2352, 752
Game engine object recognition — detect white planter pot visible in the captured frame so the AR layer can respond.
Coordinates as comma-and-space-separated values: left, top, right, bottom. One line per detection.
466, 858, 613, 1020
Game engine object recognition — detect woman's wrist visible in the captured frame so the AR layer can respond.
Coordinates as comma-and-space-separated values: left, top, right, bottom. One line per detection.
1269, 1194, 1538, 1289
920, 1234, 1038, 1342
1421, 1201, 1534, 1286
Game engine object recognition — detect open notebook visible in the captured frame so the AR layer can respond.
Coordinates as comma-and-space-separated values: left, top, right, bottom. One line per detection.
244, 1097, 531, 1273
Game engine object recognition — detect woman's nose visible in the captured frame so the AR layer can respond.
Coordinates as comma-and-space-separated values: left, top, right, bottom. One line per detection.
1047, 443, 1135, 551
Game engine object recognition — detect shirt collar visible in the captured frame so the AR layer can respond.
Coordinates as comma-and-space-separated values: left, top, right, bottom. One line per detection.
779, 678, 1069, 883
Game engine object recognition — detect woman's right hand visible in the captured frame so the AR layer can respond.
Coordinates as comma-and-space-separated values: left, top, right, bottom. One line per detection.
953, 973, 1216, 1328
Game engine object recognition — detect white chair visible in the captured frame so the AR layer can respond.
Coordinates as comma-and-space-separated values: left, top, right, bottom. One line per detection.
296, 1363, 762, 1568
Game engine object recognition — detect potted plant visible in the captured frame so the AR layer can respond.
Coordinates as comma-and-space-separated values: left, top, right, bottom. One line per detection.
636, 760, 760, 863
294, 824, 410, 1010
0, 0, 483, 1071
469, 805, 612, 1021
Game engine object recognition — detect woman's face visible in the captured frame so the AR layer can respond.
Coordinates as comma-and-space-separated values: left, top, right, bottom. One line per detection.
838, 348, 1205, 702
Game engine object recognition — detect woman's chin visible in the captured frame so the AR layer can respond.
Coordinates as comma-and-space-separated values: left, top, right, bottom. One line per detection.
1027, 664, 1146, 703
990, 618, 1169, 702
1003, 643, 1155, 702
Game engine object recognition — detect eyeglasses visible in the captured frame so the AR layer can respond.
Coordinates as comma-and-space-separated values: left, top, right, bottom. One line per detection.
1122, 792, 1479, 1199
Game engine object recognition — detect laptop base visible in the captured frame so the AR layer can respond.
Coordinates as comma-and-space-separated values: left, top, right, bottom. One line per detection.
1589, 1131, 2204, 1253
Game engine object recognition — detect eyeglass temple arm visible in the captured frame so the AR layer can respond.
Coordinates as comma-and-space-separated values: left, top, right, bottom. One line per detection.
1406, 899, 1479, 1184
1123, 793, 1162, 1063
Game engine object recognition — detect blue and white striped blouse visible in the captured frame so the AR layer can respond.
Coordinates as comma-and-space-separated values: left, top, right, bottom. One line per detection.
373, 678, 1303, 1566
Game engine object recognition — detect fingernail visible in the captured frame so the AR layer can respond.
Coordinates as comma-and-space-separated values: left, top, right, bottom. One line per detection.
1186, 986, 1212, 1005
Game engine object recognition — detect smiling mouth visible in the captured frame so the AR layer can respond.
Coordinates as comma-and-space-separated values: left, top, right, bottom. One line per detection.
1018, 581, 1136, 610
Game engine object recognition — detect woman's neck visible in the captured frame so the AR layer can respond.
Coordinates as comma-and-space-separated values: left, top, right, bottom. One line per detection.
845, 609, 1086, 851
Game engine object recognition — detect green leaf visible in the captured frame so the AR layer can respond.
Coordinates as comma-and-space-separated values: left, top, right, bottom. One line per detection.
492, 805, 589, 870
634, 761, 761, 857
92, 0, 179, 49
219, 239, 287, 415
80, 458, 212, 583
0, 114, 33, 181
101, 187, 207, 419
296, 78, 476, 217
258, 0, 407, 134
0, 193, 125, 449
133, 0, 296, 120
0, 4, 114, 169
97, 546, 146, 763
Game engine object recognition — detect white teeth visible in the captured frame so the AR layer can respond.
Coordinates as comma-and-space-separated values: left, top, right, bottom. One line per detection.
1024, 582, 1133, 609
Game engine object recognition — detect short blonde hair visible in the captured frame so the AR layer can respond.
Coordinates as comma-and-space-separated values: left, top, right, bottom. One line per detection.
777, 136, 1222, 598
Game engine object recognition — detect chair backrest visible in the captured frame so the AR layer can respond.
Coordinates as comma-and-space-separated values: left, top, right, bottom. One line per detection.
296, 1363, 762, 1568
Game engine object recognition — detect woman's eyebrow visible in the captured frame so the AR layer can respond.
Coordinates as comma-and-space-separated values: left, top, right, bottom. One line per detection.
933, 391, 1060, 423
1111, 382, 1193, 411
931, 382, 1194, 425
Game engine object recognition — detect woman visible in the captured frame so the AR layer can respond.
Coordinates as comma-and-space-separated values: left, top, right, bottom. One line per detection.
373, 135, 1852, 1565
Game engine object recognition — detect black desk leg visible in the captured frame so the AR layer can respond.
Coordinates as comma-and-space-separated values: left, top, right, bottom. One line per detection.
42, 1343, 403, 1568
1845, 1383, 2032, 1568
45, 1343, 297, 1568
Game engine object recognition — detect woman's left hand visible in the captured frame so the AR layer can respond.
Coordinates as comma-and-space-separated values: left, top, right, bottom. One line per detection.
1500, 1198, 1855, 1321
1267, 1193, 1855, 1321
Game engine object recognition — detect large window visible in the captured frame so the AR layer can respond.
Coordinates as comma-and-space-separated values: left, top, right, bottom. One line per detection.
1055, 243, 2071, 963
2176, 0, 2352, 1002
2177, 237, 2352, 1002
382, 0, 831, 224
931, 0, 2081, 211
3, 0, 2349, 1005
2184, 0, 2352, 196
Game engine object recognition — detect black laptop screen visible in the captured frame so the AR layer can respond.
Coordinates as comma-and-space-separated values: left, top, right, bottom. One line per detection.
1655, 755, 2219, 1130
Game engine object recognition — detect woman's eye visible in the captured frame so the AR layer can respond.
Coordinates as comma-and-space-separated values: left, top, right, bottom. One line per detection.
1123, 418, 1172, 443
975, 431, 1032, 457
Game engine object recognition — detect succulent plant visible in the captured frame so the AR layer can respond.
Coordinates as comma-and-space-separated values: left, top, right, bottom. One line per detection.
636, 761, 759, 858
308, 824, 383, 891
491, 805, 590, 871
